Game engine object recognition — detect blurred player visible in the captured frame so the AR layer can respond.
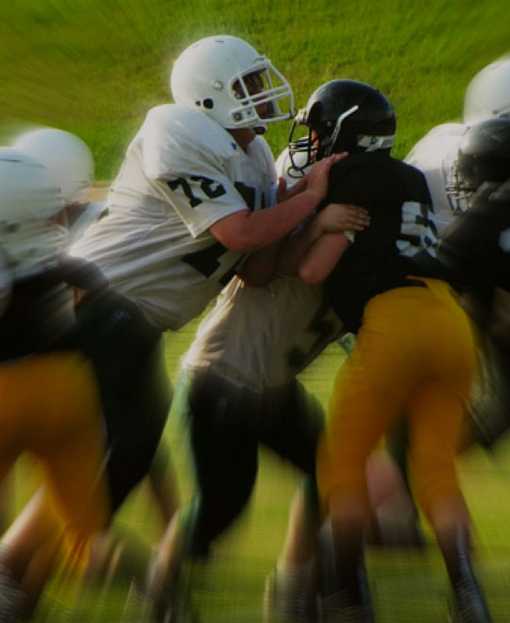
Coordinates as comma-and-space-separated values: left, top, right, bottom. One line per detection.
438, 118, 510, 450
143, 197, 368, 623
0, 147, 111, 619
0, 128, 179, 597
379, 53, 510, 535
405, 53, 510, 235
281, 79, 492, 623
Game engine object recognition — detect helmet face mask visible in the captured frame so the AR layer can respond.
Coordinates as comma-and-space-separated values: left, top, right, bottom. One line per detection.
288, 79, 396, 174
170, 35, 294, 133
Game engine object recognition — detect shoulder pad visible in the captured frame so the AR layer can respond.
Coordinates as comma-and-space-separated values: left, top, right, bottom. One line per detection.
143, 105, 240, 178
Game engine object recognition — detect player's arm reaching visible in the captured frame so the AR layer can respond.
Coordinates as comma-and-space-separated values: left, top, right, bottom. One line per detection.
278, 201, 367, 282
239, 201, 368, 285
209, 153, 345, 253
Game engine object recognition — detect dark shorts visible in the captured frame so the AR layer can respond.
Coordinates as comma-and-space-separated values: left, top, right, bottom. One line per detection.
70, 290, 172, 512
178, 367, 325, 553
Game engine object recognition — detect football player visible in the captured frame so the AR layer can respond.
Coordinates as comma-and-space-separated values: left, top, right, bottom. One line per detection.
143, 199, 368, 622
0, 148, 111, 619
13, 33, 347, 617
438, 118, 510, 451
404, 54, 510, 234
375, 53, 510, 535
282, 79, 492, 623
0, 127, 182, 598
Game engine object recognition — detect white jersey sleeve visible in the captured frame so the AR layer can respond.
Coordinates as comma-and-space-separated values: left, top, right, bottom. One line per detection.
405, 123, 468, 234
181, 274, 343, 392
71, 105, 276, 331
65, 201, 107, 245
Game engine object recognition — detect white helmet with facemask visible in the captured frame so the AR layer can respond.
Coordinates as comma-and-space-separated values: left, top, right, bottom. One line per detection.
170, 35, 294, 134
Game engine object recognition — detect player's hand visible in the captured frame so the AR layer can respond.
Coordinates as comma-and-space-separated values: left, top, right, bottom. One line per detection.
317, 202, 370, 233
275, 177, 289, 203
304, 152, 348, 200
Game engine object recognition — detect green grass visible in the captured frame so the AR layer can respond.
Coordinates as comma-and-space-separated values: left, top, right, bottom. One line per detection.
10, 324, 510, 623
3, 1, 510, 620
1, 0, 510, 177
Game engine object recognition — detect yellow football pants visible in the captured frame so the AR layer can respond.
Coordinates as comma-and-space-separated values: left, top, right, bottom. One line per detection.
0, 352, 110, 559
317, 278, 477, 521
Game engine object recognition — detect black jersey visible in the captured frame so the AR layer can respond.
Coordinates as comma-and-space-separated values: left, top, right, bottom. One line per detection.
322, 152, 444, 332
438, 187, 510, 320
0, 255, 108, 362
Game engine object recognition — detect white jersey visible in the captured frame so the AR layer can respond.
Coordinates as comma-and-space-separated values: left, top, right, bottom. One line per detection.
0, 219, 67, 281
71, 105, 276, 330
404, 123, 468, 234
182, 274, 343, 392
64, 201, 107, 246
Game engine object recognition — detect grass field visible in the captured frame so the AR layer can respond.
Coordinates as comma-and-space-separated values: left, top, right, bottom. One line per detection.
2, 0, 510, 177
3, 0, 510, 621
18, 327, 510, 623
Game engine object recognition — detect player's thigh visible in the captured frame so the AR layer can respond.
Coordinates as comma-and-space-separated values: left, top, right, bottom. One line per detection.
28, 353, 110, 541
187, 370, 259, 498
260, 380, 325, 475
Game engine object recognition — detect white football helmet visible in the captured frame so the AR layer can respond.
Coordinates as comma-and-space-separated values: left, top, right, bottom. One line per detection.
0, 148, 63, 222
0, 148, 67, 279
463, 55, 510, 125
170, 35, 294, 133
13, 127, 94, 205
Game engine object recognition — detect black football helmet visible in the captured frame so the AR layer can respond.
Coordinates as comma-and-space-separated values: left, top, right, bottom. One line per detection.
450, 119, 510, 204
288, 79, 396, 174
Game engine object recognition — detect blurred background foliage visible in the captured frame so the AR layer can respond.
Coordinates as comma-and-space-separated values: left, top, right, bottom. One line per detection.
1, 0, 510, 179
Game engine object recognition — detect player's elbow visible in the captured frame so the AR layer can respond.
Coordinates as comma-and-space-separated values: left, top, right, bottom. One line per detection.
209, 212, 262, 254
210, 210, 264, 254
298, 262, 326, 285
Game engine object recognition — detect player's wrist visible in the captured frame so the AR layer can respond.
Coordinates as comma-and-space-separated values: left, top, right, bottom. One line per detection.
301, 188, 323, 208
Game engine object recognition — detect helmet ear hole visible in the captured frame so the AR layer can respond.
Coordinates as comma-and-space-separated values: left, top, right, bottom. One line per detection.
203, 99, 214, 109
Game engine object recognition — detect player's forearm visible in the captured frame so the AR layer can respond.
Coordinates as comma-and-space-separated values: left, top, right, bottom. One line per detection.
209, 190, 321, 254
299, 232, 350, 285
238, 240, 284, 286
277, 217, 325, 277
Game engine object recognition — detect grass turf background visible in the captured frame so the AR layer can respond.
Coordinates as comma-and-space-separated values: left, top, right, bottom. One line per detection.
2, 1, 510, 620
